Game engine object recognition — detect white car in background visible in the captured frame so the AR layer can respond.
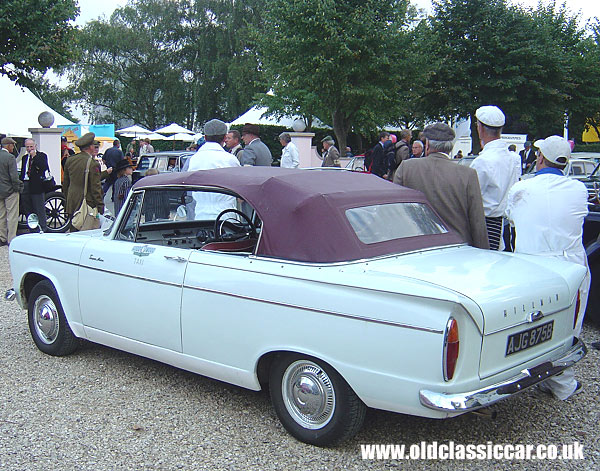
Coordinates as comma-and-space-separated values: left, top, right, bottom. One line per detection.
522, 153, 600, 180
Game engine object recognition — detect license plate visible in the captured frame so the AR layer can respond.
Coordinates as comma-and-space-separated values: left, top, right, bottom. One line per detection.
505, 321, 554, 356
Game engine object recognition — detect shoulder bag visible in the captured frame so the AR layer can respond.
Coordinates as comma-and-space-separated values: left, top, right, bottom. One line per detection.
71, 156, 99, 230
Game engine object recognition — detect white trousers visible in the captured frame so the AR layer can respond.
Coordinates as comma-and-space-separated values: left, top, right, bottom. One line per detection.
542, 267, 590, 400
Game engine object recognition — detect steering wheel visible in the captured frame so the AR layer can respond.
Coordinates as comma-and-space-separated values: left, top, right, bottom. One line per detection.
214, 208, 257, 242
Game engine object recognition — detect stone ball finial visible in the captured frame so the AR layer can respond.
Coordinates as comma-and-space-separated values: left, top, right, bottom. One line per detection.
292, 119, 306, 132
38, 111, 55, 128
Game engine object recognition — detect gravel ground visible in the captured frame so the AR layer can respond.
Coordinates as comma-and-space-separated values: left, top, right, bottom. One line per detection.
1, 244, 599, 470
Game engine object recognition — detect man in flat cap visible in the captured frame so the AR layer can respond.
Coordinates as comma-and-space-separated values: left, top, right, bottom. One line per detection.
506, 135, 588, 400
240, 124, 272, 167
63, 132, 104, 231
393, 123, 489, 249
471, 105, 520, 250
188, 119, 241, 219
320, 135, 341, 167
0, 137, 24, 244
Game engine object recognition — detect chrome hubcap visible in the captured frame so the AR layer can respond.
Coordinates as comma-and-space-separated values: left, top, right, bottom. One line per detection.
33, 295, 59, 344
281, 360, 335, 429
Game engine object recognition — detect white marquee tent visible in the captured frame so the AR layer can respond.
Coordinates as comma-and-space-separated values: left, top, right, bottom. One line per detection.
0, 74, 74, 137
230, 106, 327, 129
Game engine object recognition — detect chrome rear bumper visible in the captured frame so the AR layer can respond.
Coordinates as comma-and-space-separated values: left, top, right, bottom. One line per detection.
419, 338, 587, 412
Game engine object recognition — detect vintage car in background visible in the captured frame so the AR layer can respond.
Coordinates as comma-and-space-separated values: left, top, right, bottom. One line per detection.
133, 150, 194, 183
522, 156, 600, 181
457, 156, 477, 167
8, 168, 588, 446
344, 155, 366, 172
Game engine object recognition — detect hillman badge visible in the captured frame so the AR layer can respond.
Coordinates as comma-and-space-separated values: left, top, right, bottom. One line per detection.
132, 245, 155, 257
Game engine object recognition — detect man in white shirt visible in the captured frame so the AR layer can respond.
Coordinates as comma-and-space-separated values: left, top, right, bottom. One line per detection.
506, 135, 588, 400
471, 105, 520, 250
188, 119, 241, 220
279, 132, 299, 168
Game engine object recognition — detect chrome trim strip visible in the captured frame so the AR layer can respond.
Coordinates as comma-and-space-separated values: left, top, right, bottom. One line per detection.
485, 306, 565, 335
247, 243, 467, 268
14, 250, 442, 332
187, 257, 465, 307
13, 250, 182, 288
183, 283, 443, 334
12, 250, 79, 267
419, 338, 587, 412
80, 264, 182, 288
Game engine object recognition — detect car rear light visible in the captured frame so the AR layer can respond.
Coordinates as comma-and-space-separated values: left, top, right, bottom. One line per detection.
573, 289, 581, 330
443, 317, 459, 381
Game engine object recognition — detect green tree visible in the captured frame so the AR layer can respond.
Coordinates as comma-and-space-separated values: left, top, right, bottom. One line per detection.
72, 0, 266, 129
255, 0, 413, 153
417, 0, 586, 152
0, 0, 78, 87
566, 17, 600, 143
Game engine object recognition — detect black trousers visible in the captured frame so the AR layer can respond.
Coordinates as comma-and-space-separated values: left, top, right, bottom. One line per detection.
20, 181, 47, 231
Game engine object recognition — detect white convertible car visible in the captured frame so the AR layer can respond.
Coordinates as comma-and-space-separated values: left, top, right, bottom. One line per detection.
9, 167, 587, 446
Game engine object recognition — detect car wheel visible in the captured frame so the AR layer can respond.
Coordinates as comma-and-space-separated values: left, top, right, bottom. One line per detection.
28, 280, 78, 356
269, 354, 366, 446
44, 191, 70, 233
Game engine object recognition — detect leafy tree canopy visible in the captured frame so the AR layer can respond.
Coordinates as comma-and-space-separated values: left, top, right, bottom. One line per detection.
416, 0, 597, 150
0, 0, 79, 87
72, 0, 267, 130
255, 0, 414, 152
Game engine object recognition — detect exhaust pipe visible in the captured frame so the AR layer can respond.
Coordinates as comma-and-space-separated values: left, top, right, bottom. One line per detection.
470, 408, 497, 420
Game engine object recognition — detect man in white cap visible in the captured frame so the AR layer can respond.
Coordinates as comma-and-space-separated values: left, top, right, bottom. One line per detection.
471, 105, 520, 250
188, 119, 241, 219
506, 135, 588, 400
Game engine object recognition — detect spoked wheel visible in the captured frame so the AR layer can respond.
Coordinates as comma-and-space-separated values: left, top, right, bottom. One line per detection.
28, 280, 78, 356
269, 354, 366, 446
44, 191, 69, 233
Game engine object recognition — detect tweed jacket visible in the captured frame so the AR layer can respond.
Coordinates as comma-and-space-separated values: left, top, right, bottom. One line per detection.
0, 148, 23, 198
240, 138, 272, 166
321, 145, 341, 167
393, 152, 489, 249
63, 151, 104, 215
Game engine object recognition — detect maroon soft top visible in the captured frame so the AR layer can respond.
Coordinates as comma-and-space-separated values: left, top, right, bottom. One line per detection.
133, 167, 463, 262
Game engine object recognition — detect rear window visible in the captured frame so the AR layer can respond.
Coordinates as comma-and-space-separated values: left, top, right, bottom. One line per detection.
346, 202, 448, 244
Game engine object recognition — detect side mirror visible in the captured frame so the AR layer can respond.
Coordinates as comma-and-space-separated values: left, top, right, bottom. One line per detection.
27, 213, 41, 232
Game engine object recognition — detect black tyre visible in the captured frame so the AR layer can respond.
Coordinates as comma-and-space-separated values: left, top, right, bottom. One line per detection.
28, 280, 78, 356
17, 191, 69, 233
269, 353, 366, 446
585, 262, 600, 327
44, 191, 69, 233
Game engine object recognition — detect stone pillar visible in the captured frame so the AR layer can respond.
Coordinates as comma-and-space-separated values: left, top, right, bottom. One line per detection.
28, 128, 63, 185
289, 132, 322, 168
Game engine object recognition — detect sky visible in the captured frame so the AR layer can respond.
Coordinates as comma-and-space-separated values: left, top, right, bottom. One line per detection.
76, 0, 599, 26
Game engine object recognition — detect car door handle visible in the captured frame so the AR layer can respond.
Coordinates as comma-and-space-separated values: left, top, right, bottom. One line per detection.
89, 255, 104, 262
164, 255, 187, 263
